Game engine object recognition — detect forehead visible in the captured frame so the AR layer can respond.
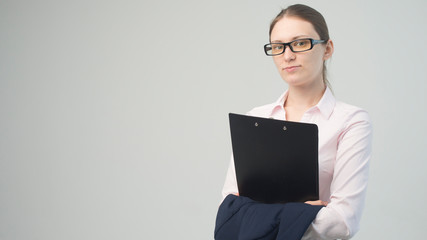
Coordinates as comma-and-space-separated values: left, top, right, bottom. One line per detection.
270, 16, 320, 42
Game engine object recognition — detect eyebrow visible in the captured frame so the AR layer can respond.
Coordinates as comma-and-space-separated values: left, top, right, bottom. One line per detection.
271, 35, 311, 43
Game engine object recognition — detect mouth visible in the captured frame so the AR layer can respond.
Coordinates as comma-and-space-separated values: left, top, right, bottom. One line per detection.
283, 66, 300, 72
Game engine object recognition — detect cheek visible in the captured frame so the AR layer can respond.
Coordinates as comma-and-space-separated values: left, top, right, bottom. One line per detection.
311, 58, 324, 71
273, 57, 282, 70
307, 53, 325, 73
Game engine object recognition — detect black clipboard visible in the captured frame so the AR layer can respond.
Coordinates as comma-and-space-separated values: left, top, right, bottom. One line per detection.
229, 113, 319, 204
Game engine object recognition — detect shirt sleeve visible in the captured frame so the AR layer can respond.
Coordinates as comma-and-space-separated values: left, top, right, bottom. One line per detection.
302, 110, 373, 239
221, 109, 260, 199
221, 154, 239, 199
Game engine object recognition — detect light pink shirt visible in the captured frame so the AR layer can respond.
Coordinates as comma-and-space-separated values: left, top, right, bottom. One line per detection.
221, 87, 372, 239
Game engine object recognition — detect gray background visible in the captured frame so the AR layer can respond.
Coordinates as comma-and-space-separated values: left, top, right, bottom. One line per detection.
1, 0, 426, 239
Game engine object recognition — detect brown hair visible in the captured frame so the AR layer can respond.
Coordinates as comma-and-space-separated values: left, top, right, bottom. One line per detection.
269, 4, 331, 88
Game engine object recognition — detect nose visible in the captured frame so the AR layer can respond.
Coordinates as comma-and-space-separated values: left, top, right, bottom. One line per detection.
282, 45, 296, 62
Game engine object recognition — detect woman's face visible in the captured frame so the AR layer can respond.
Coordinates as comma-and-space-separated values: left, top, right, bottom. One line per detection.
270, 16, 333, 88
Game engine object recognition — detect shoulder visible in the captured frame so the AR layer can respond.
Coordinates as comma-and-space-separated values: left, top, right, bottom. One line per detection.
332, 101, 372, 140
333, 101, 371, 124
246, 90, 287, 118
246, 102, 278, 118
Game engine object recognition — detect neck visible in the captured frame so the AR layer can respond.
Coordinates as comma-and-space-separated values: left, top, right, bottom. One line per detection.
285, 81, 326, 109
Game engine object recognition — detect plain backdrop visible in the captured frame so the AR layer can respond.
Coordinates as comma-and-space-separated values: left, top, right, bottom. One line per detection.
1, 0, 426, 239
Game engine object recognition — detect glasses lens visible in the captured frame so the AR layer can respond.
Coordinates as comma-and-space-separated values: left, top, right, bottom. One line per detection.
265, 43, 285, 55
291, 39, 312, 52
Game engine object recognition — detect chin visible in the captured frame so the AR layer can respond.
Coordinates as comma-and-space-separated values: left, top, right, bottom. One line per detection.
284, 79, 311, 88
283, 74, 314, 88
283, 77, 302, 86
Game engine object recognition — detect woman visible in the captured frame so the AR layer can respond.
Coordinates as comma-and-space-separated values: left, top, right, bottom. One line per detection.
221, 4, 372, 239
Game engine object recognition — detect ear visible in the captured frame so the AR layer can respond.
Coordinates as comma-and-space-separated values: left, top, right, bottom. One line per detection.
323, 39, 334, 61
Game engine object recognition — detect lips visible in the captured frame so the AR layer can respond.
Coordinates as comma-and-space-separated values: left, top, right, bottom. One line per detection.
283, 66, 300, 72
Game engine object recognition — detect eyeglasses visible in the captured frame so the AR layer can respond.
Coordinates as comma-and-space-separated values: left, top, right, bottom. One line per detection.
264, 38, 326, 56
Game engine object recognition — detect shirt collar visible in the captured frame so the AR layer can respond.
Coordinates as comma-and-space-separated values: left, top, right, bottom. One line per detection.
268, 90, 288, 117
315, 87, 336, 119
268, 87, 336, 119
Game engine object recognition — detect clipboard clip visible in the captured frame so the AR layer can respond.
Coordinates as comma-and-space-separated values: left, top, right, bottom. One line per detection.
255, 122, 287, 130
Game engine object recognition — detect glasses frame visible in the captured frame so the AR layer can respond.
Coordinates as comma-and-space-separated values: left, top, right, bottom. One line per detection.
264, 38, 326, 56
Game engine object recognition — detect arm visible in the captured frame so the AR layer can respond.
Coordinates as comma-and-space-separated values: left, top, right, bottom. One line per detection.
303, 112, 373, 239
221, 154, 239, 200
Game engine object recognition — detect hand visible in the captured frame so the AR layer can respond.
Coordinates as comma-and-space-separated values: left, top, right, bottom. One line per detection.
305, 200, 328, 206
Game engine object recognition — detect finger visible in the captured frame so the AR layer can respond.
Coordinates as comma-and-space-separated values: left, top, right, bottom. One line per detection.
305, 200, 328, 206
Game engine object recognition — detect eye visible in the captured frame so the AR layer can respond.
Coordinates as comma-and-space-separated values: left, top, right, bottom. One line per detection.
273, 44, 284, 50
293, 40, 307, 47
